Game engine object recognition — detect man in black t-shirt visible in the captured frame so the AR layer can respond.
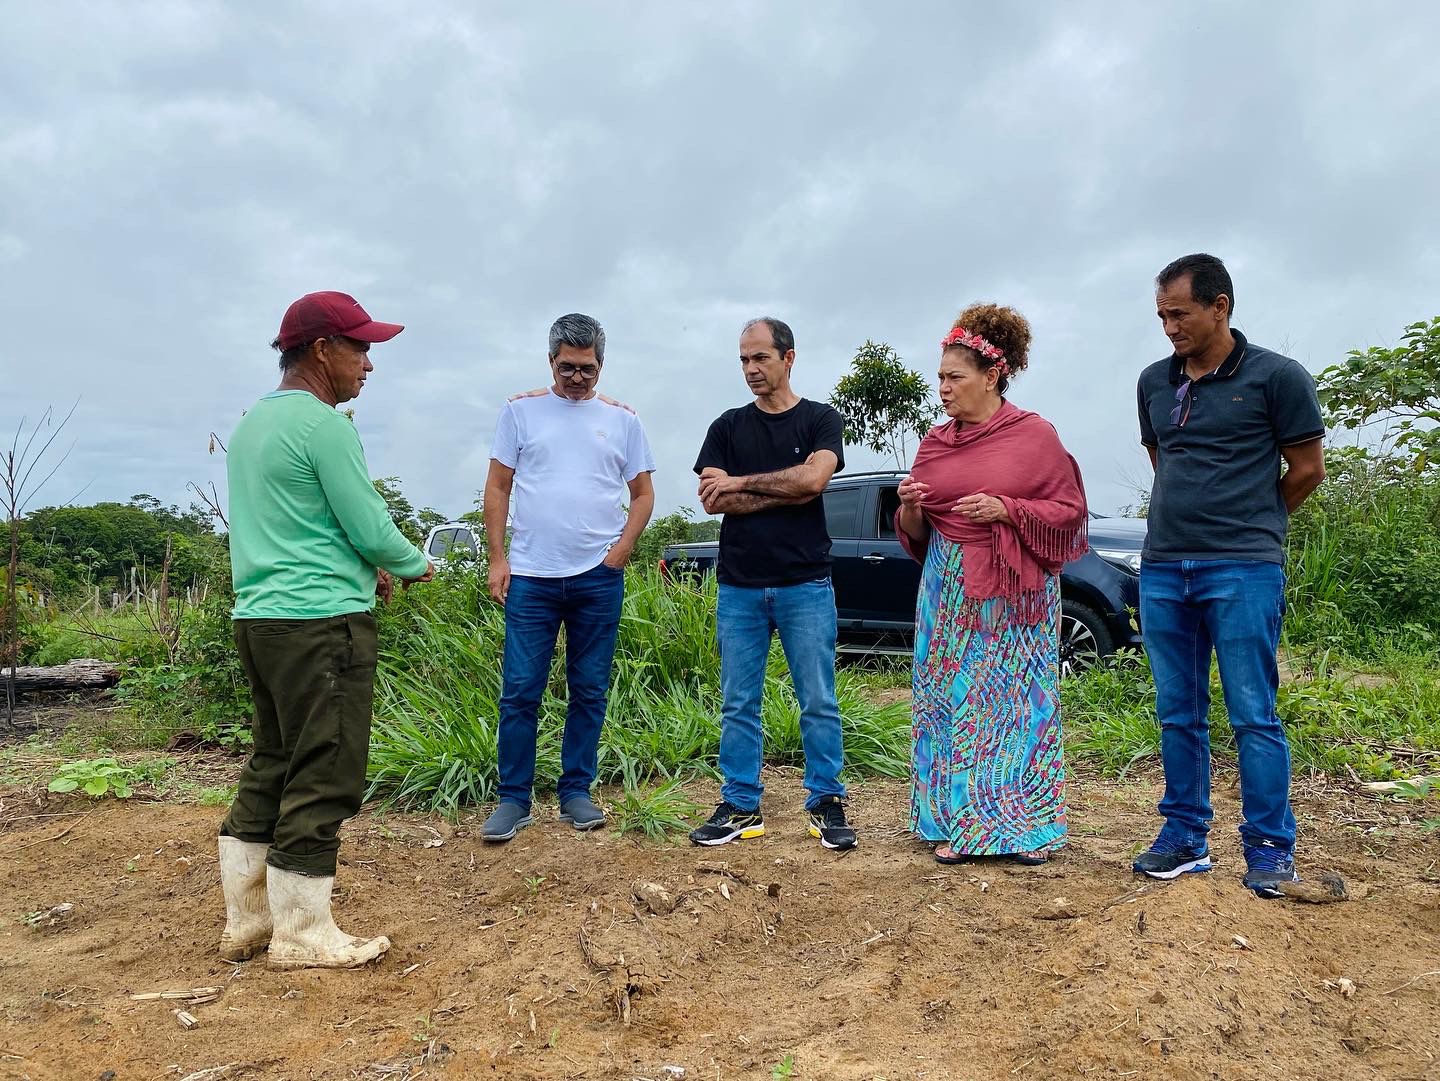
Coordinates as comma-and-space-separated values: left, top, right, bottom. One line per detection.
1131, 254, 1326, 899
687, 317, 856, 852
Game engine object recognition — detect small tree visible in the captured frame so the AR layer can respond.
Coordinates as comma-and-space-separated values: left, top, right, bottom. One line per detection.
417, 507, 448, 534
828, 341, 941, 468
373, 476, 423, 544
1317, 315, 1440, 471
458, 489, 484, 532
631, 507, 700, 569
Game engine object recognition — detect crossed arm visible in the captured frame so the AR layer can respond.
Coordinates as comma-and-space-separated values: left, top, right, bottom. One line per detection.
698, 450, 839, 515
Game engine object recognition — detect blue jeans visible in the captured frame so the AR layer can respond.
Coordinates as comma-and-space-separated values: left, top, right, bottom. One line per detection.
497, 562, 624, 810
716, 579, 846, 812
1139, 559, 1296, 854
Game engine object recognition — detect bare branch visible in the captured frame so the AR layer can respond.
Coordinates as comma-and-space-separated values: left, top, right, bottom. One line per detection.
187, 480, 229, 530
3, 402, 79, 725
16, 439, 77, 514
13, 400, 79, 511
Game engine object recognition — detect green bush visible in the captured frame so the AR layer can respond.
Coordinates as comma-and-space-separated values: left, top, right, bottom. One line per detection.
1285, 449, 1440, 653
115, 594, 252, 748
25, 622, 96, 666
22, 610, 175, 668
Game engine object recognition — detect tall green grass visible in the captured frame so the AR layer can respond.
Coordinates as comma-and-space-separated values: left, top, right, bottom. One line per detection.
1061, 650, 1440, 781
1061, 652, 1163, 777
1284, 451, 1440, 654
104, 495, 1439, 813
366, 566, 911, 812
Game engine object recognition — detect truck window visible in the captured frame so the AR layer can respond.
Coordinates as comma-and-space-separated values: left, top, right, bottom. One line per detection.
877, 486, 901, 538
824, 486, 864, 539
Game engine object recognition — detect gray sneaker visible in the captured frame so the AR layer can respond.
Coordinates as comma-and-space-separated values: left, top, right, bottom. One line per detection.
558, 795, 606, 831
481, 802, 532, 842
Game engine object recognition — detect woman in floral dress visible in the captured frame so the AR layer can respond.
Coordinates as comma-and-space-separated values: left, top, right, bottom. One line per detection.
896, 303, 1088, 864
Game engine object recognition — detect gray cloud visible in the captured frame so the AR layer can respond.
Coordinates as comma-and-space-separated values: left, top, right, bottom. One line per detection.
4, 1, 1438, 528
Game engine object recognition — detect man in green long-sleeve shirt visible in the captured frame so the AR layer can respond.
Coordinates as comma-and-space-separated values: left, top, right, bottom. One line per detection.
217, 291, 433, 970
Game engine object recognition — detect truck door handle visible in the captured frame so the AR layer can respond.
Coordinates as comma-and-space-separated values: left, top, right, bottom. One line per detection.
862, 554, 885, 563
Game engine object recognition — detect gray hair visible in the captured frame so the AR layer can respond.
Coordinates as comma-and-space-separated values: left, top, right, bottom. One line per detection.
548, 313, 606, 364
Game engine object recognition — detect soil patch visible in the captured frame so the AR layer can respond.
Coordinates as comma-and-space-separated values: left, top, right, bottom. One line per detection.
1, 765, 1437, 1080
0, 691, 115, 748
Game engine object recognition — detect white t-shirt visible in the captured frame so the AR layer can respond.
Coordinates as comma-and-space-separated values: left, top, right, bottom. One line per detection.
490, 388, 657, 578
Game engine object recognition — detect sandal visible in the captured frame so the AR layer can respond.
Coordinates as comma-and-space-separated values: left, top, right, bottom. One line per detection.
1010, 851, 1050, 866
934, 845, 972, 865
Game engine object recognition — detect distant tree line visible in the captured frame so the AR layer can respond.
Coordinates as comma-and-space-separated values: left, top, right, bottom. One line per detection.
2, 494, 228, 604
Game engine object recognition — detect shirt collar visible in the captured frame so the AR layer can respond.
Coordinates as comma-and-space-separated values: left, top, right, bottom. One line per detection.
1168, 329, 1248, 384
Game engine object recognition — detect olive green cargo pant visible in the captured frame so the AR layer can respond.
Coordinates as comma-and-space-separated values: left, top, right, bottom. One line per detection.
220, 612, 377, 877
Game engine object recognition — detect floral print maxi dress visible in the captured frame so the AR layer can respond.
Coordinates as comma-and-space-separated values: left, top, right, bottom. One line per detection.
910, 534, 1068, 854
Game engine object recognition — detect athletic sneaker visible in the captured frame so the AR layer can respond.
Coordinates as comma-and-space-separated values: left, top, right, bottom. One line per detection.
688, 801, 765, 846
807, 795, 857, 851
1242, 843, 1299, 898
1132, 836, 1211, 879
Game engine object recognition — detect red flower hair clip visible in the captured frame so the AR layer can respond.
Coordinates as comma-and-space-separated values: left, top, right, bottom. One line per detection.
941, 325, 1006, 368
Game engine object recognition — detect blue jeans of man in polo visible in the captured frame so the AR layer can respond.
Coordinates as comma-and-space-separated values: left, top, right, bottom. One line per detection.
716, 578, 846, 812
1139, 559, 1296, 854
497, 562, 625, 811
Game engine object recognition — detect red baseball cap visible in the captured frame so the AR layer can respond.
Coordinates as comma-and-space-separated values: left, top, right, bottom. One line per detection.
275, 291, 404, 350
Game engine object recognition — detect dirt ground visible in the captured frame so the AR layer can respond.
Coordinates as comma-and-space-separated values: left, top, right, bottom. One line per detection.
1, 753, 1438, 1081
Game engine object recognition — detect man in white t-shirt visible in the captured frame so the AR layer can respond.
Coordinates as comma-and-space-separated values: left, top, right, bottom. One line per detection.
481, 313, 657, 841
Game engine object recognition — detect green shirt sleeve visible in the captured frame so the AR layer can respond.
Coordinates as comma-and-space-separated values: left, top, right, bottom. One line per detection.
309, 415, 430, 579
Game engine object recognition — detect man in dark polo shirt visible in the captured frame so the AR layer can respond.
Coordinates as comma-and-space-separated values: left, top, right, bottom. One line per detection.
1132, 253, 1326, 897
687, 316, 856, 851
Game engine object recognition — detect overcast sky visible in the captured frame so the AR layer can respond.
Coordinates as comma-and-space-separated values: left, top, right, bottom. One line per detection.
4, 2, 1438, 529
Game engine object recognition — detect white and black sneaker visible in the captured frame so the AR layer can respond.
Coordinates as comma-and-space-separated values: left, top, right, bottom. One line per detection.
1133, 838, 1211, 879
688, 801, 765, 846
807, 796, 857, 851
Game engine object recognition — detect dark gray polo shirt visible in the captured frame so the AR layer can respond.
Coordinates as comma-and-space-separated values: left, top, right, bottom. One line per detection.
1138, 330, 1324, 564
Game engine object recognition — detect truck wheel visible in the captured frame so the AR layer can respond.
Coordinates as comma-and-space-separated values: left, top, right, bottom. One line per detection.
1059, 600, 1113, 678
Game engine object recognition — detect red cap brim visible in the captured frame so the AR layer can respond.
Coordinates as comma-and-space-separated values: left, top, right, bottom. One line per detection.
347, 319, 404, 343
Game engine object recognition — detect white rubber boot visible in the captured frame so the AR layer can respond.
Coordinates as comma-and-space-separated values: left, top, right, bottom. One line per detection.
218, 837, 272, 961
265, 867, 390, 969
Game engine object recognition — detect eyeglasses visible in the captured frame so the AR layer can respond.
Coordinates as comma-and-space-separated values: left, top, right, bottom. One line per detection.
1169, 379, 1194, 427
556, 362, 599, 379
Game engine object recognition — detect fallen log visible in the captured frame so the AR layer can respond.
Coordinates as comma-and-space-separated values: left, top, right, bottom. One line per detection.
2, 659, 120, 695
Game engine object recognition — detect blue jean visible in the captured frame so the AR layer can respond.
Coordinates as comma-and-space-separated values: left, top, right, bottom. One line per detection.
716, 579, 846, 812
1139, 559, 1295, 854
497, 562, 624, 810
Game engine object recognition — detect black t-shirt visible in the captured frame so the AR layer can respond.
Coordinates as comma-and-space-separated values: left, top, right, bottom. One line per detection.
1138, 330, 1324, 564
693, 399, 846, 587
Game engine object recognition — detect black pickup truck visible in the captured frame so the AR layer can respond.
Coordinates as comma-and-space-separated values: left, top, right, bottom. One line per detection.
662, 470, 1145, 673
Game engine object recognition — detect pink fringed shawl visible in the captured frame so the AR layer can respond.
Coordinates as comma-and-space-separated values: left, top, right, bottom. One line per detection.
898, 400, 1089, 627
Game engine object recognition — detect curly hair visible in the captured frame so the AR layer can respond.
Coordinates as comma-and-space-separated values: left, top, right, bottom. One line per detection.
947, 302, 1032, 394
